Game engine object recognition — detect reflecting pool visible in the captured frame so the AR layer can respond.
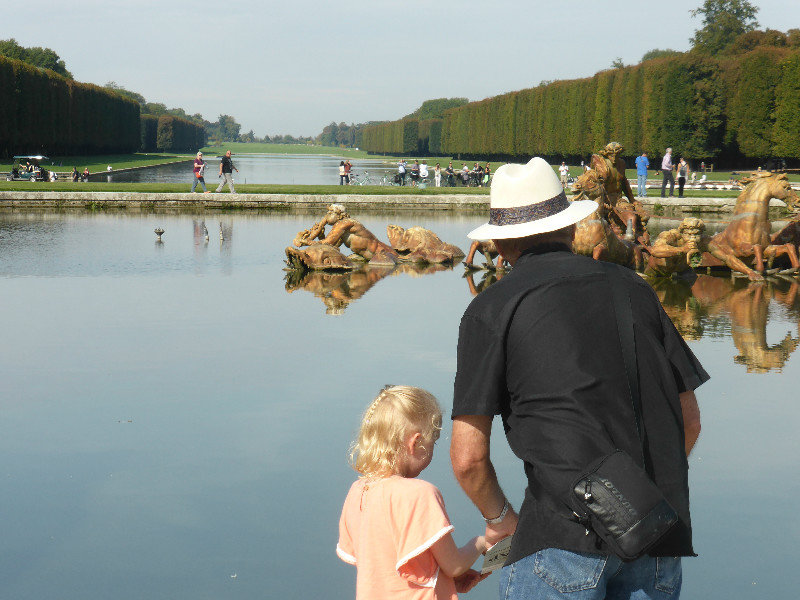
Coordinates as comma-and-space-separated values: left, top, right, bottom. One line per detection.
95, 154, 404, 186
1, 211, 799, 599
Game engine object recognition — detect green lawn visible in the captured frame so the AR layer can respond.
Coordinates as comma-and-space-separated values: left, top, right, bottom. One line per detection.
0, 153, 190, 173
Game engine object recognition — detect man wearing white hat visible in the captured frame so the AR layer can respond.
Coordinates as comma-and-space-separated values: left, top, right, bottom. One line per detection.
450, 158, 707, 599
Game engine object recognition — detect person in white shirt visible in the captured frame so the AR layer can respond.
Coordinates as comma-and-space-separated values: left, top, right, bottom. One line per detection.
397, 159, 407, 186
420, 161, 428, 179
559, 162, 569, 186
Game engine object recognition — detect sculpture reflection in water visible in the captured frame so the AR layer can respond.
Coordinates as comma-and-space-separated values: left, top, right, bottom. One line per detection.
467, 270, 799, 373
285, 261, 455, 316
654, 275, 800, 373
285, 204, 464, 314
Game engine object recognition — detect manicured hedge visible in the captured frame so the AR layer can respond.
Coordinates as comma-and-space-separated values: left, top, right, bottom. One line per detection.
141, 114, 159, 152
155, 115, 206, 152
773, 53, 800, 157
0, 55, 140, 157
360, 119, 419, 154
361, 49, 800, 163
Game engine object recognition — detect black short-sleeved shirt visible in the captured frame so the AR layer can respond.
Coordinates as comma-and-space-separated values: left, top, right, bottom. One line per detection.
453, 244, 709, 563
221, 156, 234, 173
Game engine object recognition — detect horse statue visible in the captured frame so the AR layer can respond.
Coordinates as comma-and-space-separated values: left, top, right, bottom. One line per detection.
707, 172, 800, 280
464, 240, 506, 270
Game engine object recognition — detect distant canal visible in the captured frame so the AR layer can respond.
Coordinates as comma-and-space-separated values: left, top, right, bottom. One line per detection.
1, 210, 798, 600
94, 154, 412, 185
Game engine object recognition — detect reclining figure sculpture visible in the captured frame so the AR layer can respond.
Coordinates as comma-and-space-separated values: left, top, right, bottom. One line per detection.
288, 204, 466, 270
386, 225, 465, 264
291, 204, 399, 267
644, 218, 710, 277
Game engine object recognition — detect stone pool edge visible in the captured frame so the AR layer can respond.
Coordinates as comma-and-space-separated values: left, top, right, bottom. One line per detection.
0, 191, 789, 213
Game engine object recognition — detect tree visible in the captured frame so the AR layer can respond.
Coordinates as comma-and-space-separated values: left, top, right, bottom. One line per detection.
403, 98, 469, 120
215, 114, 241, 141
104, 81, 146, 105
611, 57, 625, 69
641, 48, 681, 61
0, 38, 71, 77
690, 0, 759, 55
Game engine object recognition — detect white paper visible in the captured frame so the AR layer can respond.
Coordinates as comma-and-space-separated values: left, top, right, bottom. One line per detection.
480, 536, 513, 574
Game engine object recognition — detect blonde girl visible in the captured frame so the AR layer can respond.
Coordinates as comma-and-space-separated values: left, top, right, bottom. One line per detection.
337, 386, 488, 599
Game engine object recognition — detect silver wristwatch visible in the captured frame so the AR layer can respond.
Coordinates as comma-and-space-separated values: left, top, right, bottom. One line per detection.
484, 499, 510, 525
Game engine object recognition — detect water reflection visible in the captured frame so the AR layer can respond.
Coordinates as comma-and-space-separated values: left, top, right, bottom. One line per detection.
655, 275, 800, 373
464, 269, 504, 296
285, 263, 454, 315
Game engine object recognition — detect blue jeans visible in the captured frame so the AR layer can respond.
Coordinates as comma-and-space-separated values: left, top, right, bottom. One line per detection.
191, 176, 207, 192
637, 174, 647, 197
499, 548, 682, 600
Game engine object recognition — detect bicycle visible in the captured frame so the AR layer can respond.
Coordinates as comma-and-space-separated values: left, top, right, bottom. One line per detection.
348, 171, 366, 185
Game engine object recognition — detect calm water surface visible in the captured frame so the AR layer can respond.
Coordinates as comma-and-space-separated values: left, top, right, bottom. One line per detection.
96, 154, 406, 185
1, 210, 799, 599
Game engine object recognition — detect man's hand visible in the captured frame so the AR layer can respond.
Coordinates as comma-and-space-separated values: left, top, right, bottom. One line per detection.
485, 509, 519, 547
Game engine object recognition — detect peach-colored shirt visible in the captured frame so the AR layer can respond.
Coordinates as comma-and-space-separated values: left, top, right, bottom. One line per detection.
337, 476, 458, 600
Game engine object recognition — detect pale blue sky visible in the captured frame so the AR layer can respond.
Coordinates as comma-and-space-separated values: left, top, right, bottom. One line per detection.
5, 0, 800, 136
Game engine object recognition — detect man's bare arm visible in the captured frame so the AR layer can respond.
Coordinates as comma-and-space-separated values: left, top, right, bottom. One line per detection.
680, 390, 701, 456
450, 415, 518, 545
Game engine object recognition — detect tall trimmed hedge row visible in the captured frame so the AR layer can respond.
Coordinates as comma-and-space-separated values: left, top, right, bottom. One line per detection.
361, 49, 800, 162
155, 116, 206, 152
0, 55, 140, 157
141, 114, 159, 152
360, 119, 420, 154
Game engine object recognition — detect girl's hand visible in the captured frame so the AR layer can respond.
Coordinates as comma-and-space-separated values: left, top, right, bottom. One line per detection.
454, 569, 490, 593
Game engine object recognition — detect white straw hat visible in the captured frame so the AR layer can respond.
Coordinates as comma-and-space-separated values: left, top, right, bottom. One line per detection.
467, 157, 597, 240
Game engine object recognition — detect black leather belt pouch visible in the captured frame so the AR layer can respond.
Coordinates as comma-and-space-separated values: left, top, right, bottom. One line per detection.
571, 450, 678, 562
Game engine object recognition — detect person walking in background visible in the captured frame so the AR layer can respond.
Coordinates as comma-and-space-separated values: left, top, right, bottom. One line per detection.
484, 163, 492, 186
559, 161, 569, 187
191, 151, 209, 193
661, 147, 675, 198
634, 151, 649, 198
677, 157, 690, 198
434, 163, 442, 187
216, 150, 238, 193
339, 161, 346, 185
72, 167, 79, 182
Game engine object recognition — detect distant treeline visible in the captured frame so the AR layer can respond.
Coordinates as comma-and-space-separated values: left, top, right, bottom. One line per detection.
0, 55, 206, 157
0, 55, 140, 157
361, 47, 800, 165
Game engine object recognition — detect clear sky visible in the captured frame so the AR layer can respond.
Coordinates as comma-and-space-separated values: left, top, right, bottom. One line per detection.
5, 0, 800, 137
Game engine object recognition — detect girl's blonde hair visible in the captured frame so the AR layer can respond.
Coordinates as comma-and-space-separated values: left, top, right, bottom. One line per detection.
350, 386, 442, 479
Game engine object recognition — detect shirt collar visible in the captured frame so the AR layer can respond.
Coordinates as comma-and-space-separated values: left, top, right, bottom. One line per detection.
518, 242, 573, 260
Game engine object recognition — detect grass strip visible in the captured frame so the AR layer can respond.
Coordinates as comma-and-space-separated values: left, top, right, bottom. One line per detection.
0, 153, 190, 172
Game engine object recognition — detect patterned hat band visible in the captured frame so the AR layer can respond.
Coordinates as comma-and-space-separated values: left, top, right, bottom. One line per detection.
488, 191, 570, 226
